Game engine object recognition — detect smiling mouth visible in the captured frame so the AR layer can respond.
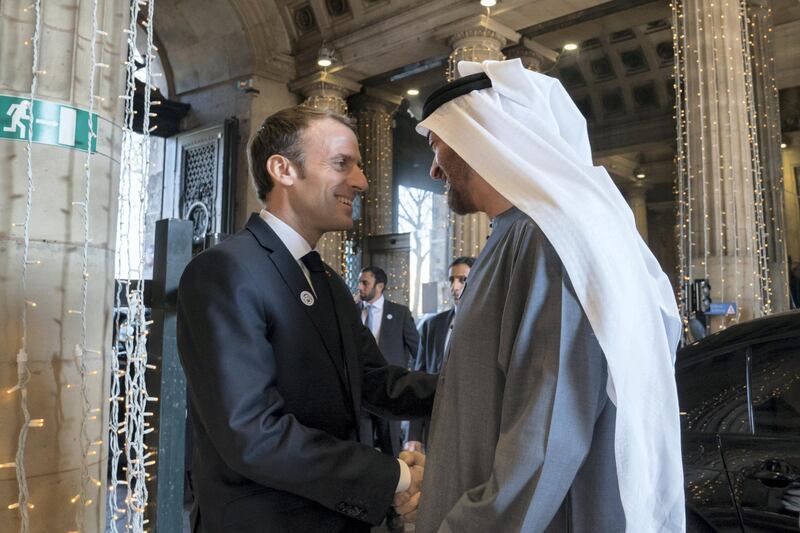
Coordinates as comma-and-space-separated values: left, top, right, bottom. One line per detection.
335, 195, 353, 207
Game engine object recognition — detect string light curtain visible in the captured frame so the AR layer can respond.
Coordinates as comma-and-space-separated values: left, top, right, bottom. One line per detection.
672, 0, 786, 332
111, 0, 159, 531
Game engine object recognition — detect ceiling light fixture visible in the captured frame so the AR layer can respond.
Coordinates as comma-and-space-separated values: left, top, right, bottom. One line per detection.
563, 43, 579, 52
480, 0, 497, 7
406, 89, 420, 96
317, 45, 334, 68
780, 142, 788, 149
635, 170, 646, 179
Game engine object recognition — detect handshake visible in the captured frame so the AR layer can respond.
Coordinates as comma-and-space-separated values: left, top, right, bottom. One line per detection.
394, 450, 426, 524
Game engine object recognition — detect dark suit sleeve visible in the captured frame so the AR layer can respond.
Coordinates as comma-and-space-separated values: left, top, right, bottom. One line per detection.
406, 319, 431, 442
338, 292, 436, 421
177, 251, 399, 525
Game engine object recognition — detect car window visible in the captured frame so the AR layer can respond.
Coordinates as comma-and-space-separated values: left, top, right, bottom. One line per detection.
749, 338, 800, 435
677, 350, 750, 434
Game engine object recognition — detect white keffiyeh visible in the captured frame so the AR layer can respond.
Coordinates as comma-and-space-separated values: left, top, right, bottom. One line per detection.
417, 59, 685, 533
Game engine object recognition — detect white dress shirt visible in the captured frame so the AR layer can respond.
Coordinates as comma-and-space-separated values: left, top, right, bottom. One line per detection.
361, 294, 384, 342
258, 210, 410, 493
259, 210, 315, 293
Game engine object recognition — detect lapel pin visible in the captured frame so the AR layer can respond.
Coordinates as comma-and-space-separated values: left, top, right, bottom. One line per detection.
300, 291, 315, 306
387, 314, 393, 320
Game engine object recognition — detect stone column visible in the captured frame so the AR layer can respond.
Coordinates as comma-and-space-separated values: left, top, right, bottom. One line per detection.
290, 72, 360, 274
747, 0, 790, 310
349, 92, 401, 237
625, 183, 650, 244
0, 1, 128, 531
446, 21, 509, 259
677, 0, 779, 324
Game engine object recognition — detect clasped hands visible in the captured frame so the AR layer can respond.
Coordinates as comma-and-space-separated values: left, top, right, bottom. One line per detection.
394, 450, 426, 523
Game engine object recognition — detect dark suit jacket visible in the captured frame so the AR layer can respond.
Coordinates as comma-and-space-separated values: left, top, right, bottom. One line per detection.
177, 214, 437, 533
407, 308, 454, 445
376, 300, 419, 369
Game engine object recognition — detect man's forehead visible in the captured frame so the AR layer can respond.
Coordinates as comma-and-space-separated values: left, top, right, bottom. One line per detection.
449, 264, 470, 276
308, 118, 357, 148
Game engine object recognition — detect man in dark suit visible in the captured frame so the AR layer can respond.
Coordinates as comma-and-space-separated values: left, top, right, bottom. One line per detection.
176, 106, 436, 533
405, 256, 474, 453
356, 266, 419, 460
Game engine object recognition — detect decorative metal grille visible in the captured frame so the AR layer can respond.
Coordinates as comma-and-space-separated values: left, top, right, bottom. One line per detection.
182, 141, 217, 244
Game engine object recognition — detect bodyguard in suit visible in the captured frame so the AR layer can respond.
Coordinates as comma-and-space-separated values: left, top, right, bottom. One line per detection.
356, 266, 418, 458
405, 256, 473, 453
176, 106, 436, 533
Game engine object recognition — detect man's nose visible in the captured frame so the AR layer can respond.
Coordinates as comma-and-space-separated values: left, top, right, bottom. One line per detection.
350, 166, 368, 192
430, 158, 443, 181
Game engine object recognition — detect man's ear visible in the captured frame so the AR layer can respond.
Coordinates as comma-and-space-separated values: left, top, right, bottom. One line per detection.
266, 154, 299, 187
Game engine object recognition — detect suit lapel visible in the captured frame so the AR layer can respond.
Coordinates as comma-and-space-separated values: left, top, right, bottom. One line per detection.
329, 273, 360, 416
246, 215, 349, 390
378, 301, 392, 353
435, 308, 455, 369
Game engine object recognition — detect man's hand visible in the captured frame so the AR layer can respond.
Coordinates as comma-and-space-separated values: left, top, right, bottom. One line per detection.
353, 291, 362, 304
399, 450, 426, 468
404, 441, 424, 453
394, 452, 426, 523
393, 464, 423, 523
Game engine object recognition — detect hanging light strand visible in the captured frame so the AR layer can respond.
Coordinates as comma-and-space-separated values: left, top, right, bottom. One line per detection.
14, 1, 44, 529
75, 0, 102, 529
740, 0, 772, 315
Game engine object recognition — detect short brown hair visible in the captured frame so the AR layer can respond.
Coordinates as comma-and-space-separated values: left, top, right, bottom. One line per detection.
247, 106, 353, 202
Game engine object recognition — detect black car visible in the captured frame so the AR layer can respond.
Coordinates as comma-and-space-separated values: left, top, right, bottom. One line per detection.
677, 311, 800, 532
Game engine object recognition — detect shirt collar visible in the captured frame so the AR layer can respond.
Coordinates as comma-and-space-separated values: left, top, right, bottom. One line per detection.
366, 294, 385, 311
259, 209, 313, 261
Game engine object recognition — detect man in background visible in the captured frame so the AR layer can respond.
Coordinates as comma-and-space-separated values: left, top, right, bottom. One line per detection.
356, 266, 419, 458
405, 256, 474, 453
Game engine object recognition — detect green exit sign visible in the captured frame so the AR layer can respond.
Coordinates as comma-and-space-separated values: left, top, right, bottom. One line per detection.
1, 94, 98, 152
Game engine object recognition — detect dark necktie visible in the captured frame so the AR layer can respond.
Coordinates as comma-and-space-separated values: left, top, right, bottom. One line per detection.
301, 251, 346, 371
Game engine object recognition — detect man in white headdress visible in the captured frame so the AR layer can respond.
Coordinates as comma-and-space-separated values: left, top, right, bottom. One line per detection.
393, 59, 685, 532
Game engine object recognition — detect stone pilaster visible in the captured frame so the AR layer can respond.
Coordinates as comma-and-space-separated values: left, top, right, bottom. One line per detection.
625, 182, 650, 244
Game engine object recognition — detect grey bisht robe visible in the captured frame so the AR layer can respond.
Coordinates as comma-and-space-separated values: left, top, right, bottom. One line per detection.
415, 207, 625, 533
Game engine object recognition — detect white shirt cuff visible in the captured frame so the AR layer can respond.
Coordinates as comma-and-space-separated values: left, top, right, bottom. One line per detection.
396, 458, 410, 493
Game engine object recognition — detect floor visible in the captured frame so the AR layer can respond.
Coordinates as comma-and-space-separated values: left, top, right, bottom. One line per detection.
105, 488, 408, 532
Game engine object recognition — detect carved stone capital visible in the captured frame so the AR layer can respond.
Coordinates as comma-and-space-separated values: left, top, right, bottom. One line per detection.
289, 71, 361, 100
504, 45, 549, 72
448, 28, 505, 52
349, 88, 403, 117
